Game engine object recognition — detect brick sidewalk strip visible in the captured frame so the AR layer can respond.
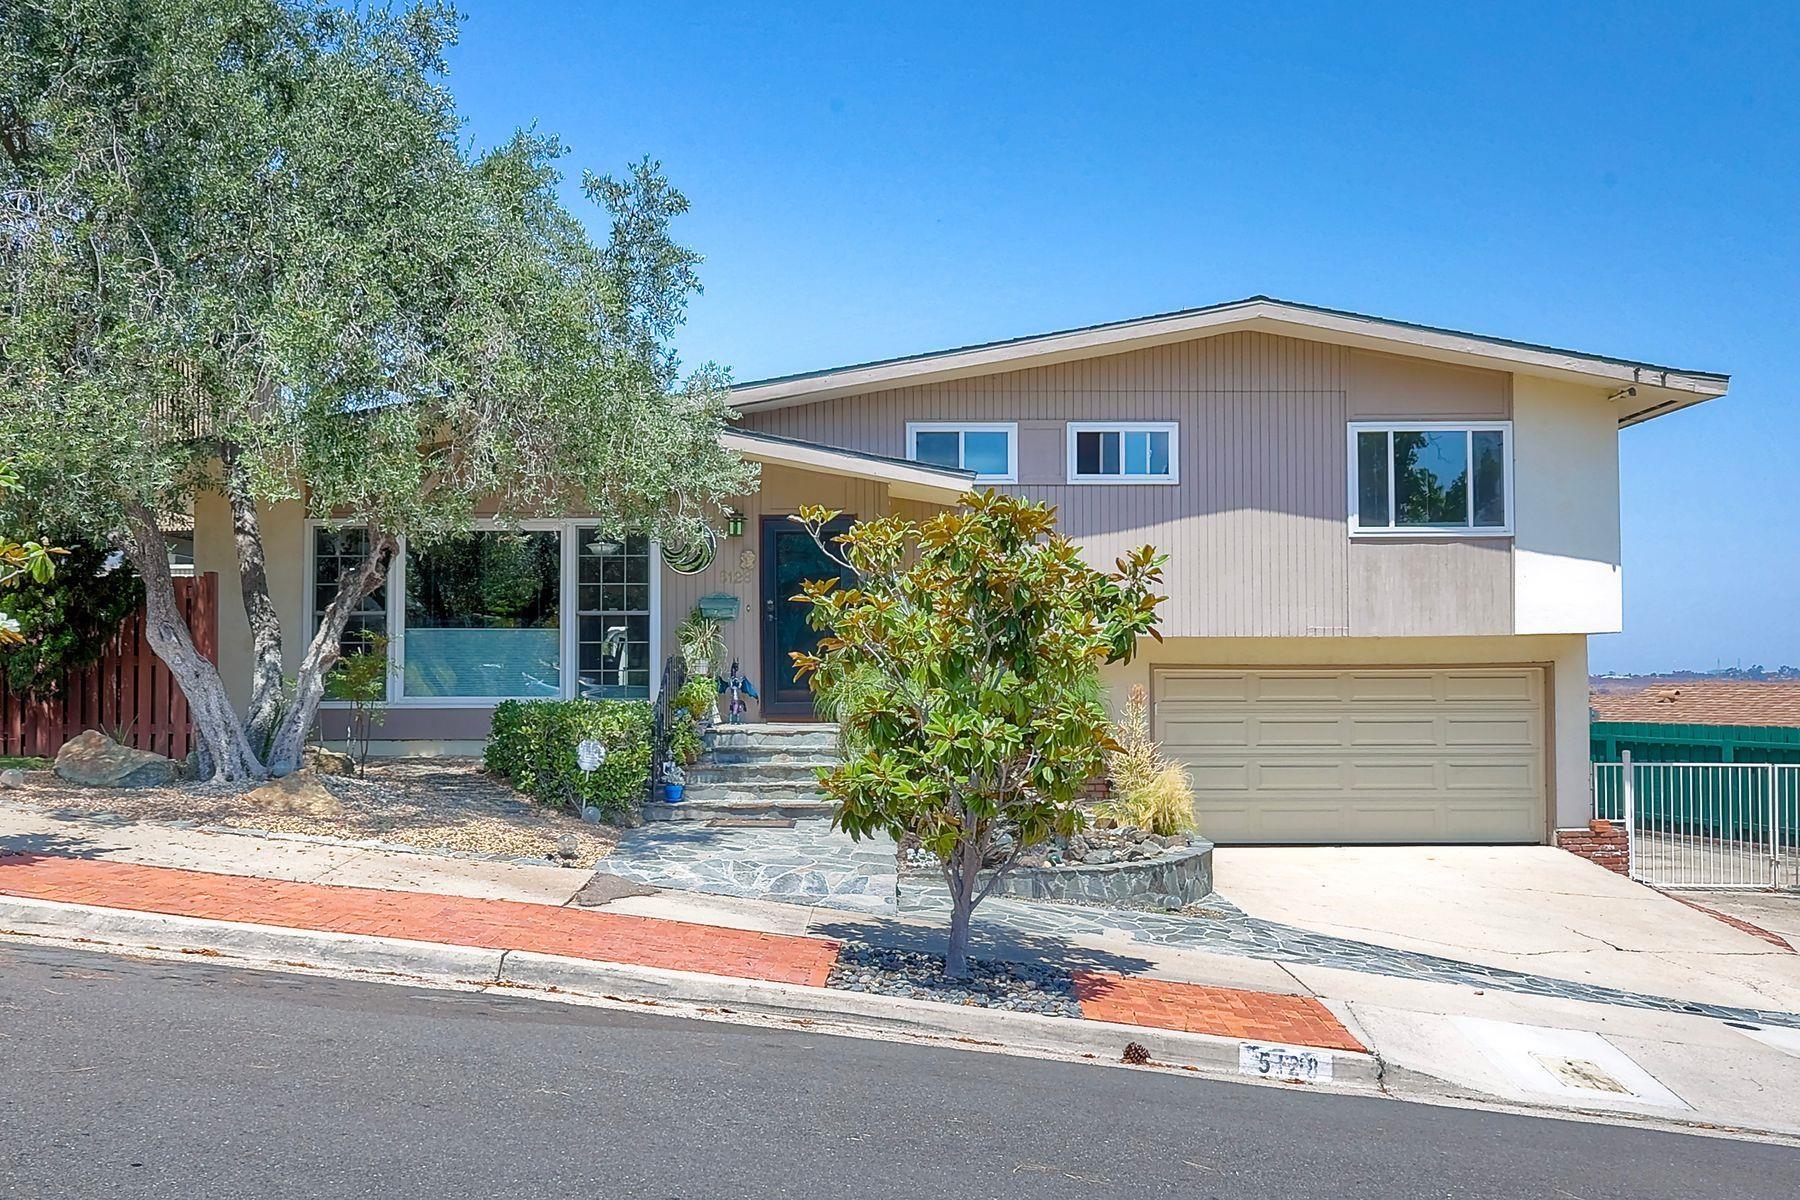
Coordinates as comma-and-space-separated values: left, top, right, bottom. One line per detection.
0, 852, 840, 987
1, 852, 1365, 1052
1072, 971, 1366, 1052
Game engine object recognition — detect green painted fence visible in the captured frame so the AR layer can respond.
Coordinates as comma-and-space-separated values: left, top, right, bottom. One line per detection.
1591, 720, 1800, 766
1591, 722, 1800, 842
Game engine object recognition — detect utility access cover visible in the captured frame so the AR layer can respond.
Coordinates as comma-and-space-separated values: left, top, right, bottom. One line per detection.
1453, 1016, 1689, 1110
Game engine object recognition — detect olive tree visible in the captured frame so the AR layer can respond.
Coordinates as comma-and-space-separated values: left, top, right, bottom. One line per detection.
0, 1, 754, 778
791, 491, 1165, 979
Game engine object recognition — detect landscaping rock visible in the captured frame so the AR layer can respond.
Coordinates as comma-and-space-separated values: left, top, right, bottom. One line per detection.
300, 747, 356, 777
0, 768, 25, 789
242, 769, 346, 819
53, 730, 181, 788
825, 944, 1082, 1018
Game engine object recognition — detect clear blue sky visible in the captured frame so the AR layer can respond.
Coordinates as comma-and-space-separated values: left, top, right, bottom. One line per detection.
445, 1, 1798, 674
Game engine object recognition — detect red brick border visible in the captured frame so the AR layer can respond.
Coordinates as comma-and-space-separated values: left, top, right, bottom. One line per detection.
0, 852, 840, 986
0, 851, 1368, 1051
1071, 972, 1364, 1051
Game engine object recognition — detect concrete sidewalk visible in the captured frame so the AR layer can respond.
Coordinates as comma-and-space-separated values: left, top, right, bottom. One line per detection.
6, 805, 1800, 1139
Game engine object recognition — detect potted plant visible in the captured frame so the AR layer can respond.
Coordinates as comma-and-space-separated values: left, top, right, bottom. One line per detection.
659, 759, 686, 803
675, 607, 728, 678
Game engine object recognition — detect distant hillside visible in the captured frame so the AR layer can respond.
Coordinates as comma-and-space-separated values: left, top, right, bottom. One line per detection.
1592, 666, 1800, 694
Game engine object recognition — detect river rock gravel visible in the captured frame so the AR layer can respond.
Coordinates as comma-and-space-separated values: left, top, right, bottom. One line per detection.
826, 944, 1083, 1018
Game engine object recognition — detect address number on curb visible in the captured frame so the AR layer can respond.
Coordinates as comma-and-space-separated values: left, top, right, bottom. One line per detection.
1238, 1042, 1333, 1084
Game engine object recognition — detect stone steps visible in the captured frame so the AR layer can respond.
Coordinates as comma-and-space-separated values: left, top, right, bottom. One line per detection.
649, 723, 842, 823
685, 760, 836, 786
704, 724, 840, 754
644, 793, 838, 823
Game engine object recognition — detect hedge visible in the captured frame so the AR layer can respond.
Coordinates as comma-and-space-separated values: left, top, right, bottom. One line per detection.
484, 698, 653, 812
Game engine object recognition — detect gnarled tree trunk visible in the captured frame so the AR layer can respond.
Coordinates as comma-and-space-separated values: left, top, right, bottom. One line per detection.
221, 443, 286, 758
264, 528, 395, 776
120, 505, 266, 783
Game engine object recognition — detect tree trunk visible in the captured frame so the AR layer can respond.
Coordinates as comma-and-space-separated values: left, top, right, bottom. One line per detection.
943, 831, 984, 980
264, 529, 394, 776
221, 444, 286, 758
120, 506, 266, 783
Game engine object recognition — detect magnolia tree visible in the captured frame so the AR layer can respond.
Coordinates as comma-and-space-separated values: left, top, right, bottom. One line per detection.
0, 465, 61, 646
0, 2, 755, 779
791, 491, 1165, 979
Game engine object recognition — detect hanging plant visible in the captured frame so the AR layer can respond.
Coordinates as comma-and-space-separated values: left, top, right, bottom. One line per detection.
661, 533, 717, 575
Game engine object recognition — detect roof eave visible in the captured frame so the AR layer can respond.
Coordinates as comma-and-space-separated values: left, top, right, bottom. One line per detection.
721, 430, 972, 503
728, 298, 1729, 417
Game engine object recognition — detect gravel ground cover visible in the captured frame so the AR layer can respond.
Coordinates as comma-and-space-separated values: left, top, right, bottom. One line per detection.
826, 944, 1083, 1018
6, 758, 616, 866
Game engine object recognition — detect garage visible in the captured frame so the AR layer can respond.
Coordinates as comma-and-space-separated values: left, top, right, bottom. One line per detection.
1152, 667, 1546, 844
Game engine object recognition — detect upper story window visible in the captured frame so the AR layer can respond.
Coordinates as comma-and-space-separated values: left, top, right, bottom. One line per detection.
1066, 422, 1179, 484
906, 422, 1017, 482
1349, 422, 1512, 536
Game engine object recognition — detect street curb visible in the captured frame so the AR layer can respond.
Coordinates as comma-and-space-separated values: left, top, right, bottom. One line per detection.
0, 895, 1380, 1091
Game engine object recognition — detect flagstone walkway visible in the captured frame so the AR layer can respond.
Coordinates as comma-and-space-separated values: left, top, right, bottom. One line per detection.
602, 819, 899, 914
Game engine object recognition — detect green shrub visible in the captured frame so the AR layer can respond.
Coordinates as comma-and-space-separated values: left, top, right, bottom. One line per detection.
667, 676, 716, 764
484, 698, 653, 812
0, 536, 142, 696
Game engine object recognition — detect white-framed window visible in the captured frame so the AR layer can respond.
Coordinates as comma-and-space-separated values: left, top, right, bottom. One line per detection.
305, 520, 661, 708
574, 530, 654, 700
1347, 421, 1513, 536
905, 422, 1017, 482
1066, 421, 1179, 484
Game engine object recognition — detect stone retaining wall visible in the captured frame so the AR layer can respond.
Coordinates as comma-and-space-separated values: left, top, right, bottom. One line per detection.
901, 841, 1214, 911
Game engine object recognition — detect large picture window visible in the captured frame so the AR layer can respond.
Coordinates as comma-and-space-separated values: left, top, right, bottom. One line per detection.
401, 531, 562, 699
1349, 422, 1511, 535
308, 522, 660, 707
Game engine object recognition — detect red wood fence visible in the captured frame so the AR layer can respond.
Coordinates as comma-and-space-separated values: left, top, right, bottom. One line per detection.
1, 572, 219, 760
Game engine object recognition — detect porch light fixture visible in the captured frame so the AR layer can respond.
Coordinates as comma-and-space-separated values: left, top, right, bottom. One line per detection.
726, 508, 745, 538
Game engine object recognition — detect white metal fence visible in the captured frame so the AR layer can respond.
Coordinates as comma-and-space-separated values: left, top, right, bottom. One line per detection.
1593, 754, 1800, 889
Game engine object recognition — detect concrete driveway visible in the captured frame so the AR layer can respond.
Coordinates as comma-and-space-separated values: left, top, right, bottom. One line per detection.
1213, 845, 1800, 1013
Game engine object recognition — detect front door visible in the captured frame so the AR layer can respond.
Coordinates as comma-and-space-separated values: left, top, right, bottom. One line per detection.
760, 516, 854, 718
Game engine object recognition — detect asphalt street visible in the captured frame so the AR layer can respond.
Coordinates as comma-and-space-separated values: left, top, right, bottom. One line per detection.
2, 942, 1795, 1198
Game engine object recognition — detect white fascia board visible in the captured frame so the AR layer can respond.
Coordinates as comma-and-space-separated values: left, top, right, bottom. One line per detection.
729, 300, 1729, 417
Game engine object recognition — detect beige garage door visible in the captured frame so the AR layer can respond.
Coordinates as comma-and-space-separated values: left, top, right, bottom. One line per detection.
1152, 667, 1545, 844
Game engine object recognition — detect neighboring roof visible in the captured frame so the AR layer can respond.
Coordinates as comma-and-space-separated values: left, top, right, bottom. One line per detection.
1590, 682, 1800, 729
722, 427, 972, 503
730, 296, 1729, 427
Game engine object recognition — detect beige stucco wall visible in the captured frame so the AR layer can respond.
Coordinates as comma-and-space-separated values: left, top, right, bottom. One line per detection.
1511, 376, 1623, 634
192, 490, 308, 719
1101, 633, 1592, 835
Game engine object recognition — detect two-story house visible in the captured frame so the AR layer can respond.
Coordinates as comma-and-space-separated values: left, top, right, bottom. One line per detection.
195, 297, 1728, 847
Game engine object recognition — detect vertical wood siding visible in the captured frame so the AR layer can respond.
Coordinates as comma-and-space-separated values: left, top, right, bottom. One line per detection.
659, 463, 889, 718
739, 331, 1515, 638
